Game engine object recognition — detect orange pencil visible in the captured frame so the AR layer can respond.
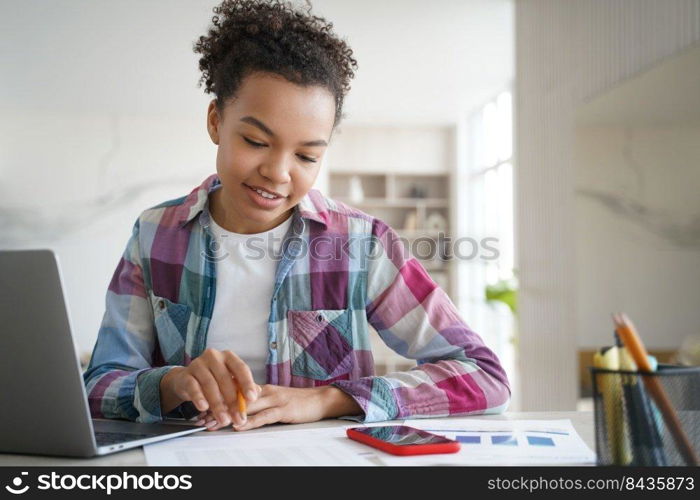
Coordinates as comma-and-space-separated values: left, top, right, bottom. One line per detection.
612, 313, 698, 466
236, 389, 247, 416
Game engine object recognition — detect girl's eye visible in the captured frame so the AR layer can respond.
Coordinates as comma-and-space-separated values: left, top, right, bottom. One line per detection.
243, 136, 317, 163
243, 137, 266, 148
298, 155, 317, 164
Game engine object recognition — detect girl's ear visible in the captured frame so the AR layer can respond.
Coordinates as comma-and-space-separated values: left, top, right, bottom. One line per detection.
206, 99, 220, 145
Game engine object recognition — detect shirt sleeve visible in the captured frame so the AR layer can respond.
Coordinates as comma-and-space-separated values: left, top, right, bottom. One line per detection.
82, 217, 188, 423
332, 218, 512, 423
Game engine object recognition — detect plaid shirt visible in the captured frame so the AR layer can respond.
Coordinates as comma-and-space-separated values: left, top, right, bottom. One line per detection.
83, 173, 511, 423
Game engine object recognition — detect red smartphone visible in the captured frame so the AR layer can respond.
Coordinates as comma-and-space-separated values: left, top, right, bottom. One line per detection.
346, 425, 461, 456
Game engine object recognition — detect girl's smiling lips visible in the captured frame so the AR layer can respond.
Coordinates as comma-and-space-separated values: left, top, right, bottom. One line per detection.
243, 183, 287, 198
243, 183, 287, 210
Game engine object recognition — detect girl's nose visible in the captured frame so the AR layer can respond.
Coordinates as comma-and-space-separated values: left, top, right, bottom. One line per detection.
259, 155, 292, 184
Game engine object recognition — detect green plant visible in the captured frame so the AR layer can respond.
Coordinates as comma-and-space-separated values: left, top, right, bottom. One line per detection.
485, 276, 518, 315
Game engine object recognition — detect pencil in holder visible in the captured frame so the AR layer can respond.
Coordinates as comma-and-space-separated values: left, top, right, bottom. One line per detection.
590, 364, 700, 466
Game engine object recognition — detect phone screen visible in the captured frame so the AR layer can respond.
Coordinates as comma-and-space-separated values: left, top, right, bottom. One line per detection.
350, 426, 454, 446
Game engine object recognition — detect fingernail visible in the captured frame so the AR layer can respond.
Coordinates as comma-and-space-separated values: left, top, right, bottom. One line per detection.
195, 419, 205, 426
197, 399, 208, 410
246, 389, 257, 401
205, 420, 218, 428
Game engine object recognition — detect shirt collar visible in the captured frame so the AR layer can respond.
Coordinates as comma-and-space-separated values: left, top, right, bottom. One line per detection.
176, 173, 328, 229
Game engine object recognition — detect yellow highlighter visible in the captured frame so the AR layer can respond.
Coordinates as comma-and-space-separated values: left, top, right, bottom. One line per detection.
593, 345, 632, 465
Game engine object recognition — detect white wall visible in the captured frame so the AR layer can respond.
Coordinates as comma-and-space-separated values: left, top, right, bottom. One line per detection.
0, 110, 215, 356
0, 0, 513, 125
515, 0, 700, 410
574, 126, 700, 350
314, 0, 513, 126
326, 125, 452, 174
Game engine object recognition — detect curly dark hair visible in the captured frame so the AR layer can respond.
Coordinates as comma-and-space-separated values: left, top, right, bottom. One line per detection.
193, 0, 358, 129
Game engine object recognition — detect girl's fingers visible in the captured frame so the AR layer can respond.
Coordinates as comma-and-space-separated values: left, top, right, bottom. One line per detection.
243, 394, 273, 416
200, 409, 217, 430
208, 359, 241, 422
193, 410, 208, 426
177, 374, 209, 412
191, 366, 229, 426
222, 352, 258, 403
234, 407, 280, 432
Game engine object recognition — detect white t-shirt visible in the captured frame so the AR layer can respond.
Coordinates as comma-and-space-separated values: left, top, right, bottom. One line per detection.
205, 209, 293, 384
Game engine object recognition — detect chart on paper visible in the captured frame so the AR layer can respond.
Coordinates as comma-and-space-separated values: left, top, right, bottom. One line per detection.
445, 424, 571, 448
377, 419, 596, 466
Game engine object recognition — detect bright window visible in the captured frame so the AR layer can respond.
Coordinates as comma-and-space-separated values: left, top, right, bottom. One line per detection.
457, 90, 516, 405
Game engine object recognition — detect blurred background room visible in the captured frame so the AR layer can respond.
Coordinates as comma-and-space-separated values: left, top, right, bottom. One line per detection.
2, 0, 699, 414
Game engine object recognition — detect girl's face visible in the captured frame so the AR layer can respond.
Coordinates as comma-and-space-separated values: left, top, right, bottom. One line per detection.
206, 72, 336, 234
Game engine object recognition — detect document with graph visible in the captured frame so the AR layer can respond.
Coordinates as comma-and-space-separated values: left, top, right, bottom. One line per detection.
378, 419, 596, 466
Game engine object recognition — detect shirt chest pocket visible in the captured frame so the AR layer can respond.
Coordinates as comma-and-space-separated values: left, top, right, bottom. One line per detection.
286, 309, 355, 381
150, 292, 192, 365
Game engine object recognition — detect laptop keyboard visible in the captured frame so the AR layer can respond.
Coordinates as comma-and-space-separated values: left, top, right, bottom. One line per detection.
95, 431, 156, 446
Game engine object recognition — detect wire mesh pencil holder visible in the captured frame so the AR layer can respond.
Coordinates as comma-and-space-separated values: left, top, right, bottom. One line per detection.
590, 364, 700, 466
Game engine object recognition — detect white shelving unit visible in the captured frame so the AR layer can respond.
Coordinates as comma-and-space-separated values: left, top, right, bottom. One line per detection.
325, 125, 458, 375
329, 171, 454, 298
329, 173, 457, 374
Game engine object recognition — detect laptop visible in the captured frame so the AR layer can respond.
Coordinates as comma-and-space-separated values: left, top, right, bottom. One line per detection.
0, 249, 206, 457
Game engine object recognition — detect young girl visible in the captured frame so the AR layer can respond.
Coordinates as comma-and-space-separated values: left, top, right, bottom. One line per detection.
83, 0, 511, 432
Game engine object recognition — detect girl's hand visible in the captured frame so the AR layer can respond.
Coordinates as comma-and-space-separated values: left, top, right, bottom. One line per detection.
230, 385, 362, 432
160, 348, 259, 428
192, 384, 262, 431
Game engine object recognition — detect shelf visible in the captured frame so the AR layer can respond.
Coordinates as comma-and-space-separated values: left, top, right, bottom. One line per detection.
329, 172, 449, 200
422, 263, 451, 272
327, 142, 454, 298
332, 170, 449, 178
395, 229, 450, 237
334, 197, 448, 208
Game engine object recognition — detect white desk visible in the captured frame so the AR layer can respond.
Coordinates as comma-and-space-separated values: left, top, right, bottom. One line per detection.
0, 411, 594, 466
